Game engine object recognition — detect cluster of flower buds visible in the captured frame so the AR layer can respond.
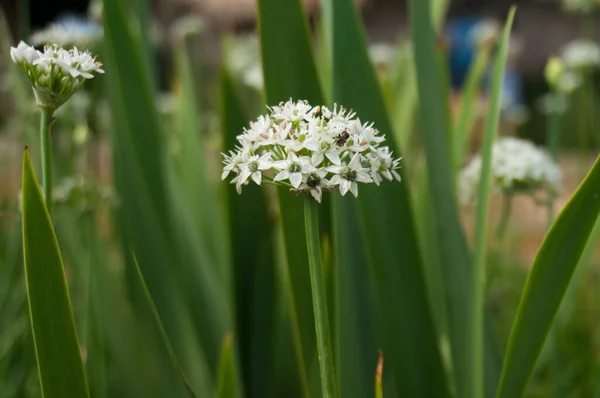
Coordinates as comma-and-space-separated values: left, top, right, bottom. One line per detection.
222, 99, 402, 202
459, 137, 562, 204
10, 41, 104, 110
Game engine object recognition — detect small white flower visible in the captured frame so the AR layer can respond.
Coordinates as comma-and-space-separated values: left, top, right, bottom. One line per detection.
238, 153, 272, 186
302, 135, 341, 166
274, 152, 311, 189
327, 153, 372, 197
298, 170, 329, 203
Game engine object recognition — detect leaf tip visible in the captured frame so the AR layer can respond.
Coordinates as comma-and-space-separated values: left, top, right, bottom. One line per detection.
376, 349, 384, 383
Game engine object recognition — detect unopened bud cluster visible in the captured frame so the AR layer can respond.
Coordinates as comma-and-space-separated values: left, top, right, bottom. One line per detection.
222, 99, 401, 202
11, 41, 104, 110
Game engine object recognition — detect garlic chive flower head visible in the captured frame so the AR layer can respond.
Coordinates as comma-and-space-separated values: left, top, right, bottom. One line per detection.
459, 137, 561, 205
10, 41, 104, 110
222, 99, 402, 202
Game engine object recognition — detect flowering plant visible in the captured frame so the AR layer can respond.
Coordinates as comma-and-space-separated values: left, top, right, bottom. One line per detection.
222, 99, 401, 202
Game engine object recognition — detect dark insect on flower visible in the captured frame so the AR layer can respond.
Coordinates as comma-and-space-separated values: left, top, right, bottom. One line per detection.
334, 130, 350, 146
314, 106, 323, 117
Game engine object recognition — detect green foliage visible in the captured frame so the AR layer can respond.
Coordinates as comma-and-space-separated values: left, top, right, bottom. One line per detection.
329, 0, 449, 396
21, 150, 89, 398
497, 154, 600, 398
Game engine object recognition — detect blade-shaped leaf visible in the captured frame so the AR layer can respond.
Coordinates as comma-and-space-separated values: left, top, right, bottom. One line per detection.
21, 149, 89, 398
496, 155, 600, 397
330, 0, 449, 396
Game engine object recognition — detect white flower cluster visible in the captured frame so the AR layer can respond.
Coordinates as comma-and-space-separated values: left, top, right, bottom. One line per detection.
222, 100, 401, 202
561, 39, 600, 70
30, 17, 103, 48
225, 35, 264, 90
10, 41, 104, 110
459, 137, 561, 204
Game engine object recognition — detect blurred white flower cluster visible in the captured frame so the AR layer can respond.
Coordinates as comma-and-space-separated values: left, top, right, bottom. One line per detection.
543, 39, 600, 99
30, 17, 103, 48
225, 35, 263, 90
222, 99, 402, 202
10, 41, 104, 110
459, 137, 561, 204
562, 0, 598, 14
561, 39, 600, 70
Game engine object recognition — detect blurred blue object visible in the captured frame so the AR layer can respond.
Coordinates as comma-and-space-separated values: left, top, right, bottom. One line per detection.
446, 16, 482, 89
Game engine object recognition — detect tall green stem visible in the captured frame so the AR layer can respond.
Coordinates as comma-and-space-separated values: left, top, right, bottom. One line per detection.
40, 108, 54, 212
495, 194, 513, 242
304, 197, 337, 398
546, 110, 560, 227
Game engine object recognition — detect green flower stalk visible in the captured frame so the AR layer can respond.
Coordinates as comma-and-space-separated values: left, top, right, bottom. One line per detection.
11, 41, 104, 210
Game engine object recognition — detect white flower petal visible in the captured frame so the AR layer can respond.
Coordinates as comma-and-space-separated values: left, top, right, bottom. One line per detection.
289, 172, 302, 188
251, 171, 262, 185
274, 170, 289, 181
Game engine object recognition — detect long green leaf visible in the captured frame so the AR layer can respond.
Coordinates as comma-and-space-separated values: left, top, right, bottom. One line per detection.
409, 0, 480, 396
332, 195, 381, 398
21, 149, 89, 398
257, 0, 324, 394
472, 9, 516, 398
221, 66, 280, 398
331, 0, 449, 396
496, 158, 600, 397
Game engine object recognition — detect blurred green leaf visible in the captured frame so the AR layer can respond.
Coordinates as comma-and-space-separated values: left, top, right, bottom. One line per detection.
131, 253, 198, 398
103, 0, 225, 390
497, 155, 600, 397
221, 66, 280, 398
332, 195, 381, 398
471, 8, 515, 397
409, 0, 481, 396
21, 149, 89, 398
330, 0, 449, 396
173, 37, 229, 271
258, 0, 325, 394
